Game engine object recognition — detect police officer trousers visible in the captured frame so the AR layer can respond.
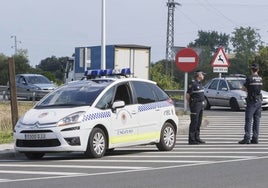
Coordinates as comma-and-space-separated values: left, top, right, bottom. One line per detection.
189, 101, 203, 142
244, 100, 262, 141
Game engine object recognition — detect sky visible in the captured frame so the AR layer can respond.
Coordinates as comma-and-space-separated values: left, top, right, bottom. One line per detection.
1, 0, 268, 67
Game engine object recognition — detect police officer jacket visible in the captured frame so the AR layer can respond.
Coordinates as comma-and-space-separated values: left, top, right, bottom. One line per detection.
244, 74, 263, 102
187, 79, 205, 103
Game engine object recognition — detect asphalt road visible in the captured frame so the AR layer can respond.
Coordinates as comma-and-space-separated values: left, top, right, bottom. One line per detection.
1, 108, 268, 188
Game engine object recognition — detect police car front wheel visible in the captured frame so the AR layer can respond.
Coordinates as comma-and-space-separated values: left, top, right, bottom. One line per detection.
85, 128, 107, 158
156, 122, 176, 151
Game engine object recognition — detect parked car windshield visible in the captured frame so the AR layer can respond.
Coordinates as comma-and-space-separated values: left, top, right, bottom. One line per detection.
25, 75, 52, 84
227, 79, 245, 90
35, 81, 109, 108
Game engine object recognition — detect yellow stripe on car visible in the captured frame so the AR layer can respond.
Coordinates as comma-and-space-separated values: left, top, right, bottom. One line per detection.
110, 131, 160, 144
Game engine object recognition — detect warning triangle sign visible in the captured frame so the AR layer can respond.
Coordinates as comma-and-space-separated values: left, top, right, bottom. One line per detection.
211, 47, 230, 67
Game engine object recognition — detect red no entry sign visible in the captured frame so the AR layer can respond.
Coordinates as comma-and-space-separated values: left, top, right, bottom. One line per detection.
175, 48, 199, 72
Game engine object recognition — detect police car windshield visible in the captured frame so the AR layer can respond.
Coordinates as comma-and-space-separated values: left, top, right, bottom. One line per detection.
35, 81, 109, 108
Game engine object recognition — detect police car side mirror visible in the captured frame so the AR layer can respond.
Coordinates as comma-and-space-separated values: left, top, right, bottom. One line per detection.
112, 100, 125, 111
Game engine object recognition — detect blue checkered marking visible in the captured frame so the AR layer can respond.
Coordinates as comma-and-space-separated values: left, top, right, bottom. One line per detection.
82, 111, 111, 122
138, 101, 172, 112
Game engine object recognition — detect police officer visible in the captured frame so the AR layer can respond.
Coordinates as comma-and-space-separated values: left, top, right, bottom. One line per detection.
186, 70, 206, 145
239, 63, 263, 144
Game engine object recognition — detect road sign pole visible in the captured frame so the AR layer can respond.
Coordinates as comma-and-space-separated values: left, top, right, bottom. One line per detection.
184, 72, 188, 111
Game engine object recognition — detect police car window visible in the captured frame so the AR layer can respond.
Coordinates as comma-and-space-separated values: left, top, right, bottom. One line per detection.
114, 83, 132, 105
132, 81, 156, 104
208, 80, 219, 90
148, 83, 169, 101
96, 86, 115, 109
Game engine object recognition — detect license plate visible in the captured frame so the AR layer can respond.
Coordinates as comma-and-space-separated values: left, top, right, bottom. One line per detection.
24, 133, 46, 140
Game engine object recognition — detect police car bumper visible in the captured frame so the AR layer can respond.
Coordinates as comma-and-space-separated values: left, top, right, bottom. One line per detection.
14, 124, 91, 153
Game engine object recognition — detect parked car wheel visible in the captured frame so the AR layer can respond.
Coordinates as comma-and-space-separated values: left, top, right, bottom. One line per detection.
230, 98, 240, 111
204, 98, 211, 110
156, 122, 176, 151
85, 128, 107, 158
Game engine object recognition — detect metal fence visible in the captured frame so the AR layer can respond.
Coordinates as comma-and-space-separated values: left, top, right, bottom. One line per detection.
0, 85, 8, 101
0, 85, 40, 102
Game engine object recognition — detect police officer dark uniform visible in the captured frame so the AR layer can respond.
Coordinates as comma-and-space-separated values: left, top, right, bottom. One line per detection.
186, 70, 206, 145
239, 63, 263, 144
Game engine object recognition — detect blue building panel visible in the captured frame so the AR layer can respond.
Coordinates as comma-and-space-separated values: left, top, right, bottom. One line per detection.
74, 47, 84, 74
74, 45, 116, 74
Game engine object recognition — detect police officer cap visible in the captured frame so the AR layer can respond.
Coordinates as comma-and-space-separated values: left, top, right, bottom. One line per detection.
194, 70, 206, 75
251, 63, 259, 69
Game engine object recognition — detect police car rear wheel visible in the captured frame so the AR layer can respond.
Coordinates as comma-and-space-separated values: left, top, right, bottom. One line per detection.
85, 128, 107, 158
24, 152, 45, 160
156, 122, 176, 151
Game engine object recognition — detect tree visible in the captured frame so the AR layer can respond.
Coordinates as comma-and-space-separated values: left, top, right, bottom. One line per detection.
150, 61, 179, 89
189, 30, 230, 54
0, 53, 9, 85
0, 49, 34, 85
13, 49, 33, 74
251, 46, 268, 90
37, 56, 69, 84
230, 26, 262, 69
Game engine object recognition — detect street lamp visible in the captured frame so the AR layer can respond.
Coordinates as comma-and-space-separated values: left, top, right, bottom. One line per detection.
101, 0, 106, 70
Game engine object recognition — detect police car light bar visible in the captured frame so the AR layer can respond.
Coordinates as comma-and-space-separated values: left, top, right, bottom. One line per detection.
84, 68, 131, 79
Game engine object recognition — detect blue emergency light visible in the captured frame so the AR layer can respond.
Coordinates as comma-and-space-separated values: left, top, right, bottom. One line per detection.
84, 68, 131, 79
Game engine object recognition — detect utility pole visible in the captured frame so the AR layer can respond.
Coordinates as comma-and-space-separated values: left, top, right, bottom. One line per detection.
11, 35, 21, 55
165, 1, 180, 75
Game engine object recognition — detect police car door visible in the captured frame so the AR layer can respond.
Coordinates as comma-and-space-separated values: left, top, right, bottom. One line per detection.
131, 81, 161, 143
109, 83, 140, 147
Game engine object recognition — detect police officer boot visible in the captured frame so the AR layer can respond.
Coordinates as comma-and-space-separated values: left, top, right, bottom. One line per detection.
195, 133, 205, 144
188, 133, 199, 145
251, 137, 258, 144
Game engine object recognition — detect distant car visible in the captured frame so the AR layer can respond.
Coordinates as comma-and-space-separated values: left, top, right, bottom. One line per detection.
14, 69, 178, 159
204, 75, 268, 111
7, 74, 57, 100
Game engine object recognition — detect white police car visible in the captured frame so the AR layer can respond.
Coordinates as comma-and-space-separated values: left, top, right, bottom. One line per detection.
14, 69, 178, 159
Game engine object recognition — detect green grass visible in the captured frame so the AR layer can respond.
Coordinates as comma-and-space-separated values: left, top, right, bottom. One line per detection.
0, 131, 14, 144
0, 102, 34, 144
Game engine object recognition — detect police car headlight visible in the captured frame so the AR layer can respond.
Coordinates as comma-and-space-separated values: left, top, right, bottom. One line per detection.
57, 111, 85, 127
15, 115, 25, 129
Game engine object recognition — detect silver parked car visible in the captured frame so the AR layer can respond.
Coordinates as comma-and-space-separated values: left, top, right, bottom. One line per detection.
204, 75, 268, 111
7, 74, 57, 100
